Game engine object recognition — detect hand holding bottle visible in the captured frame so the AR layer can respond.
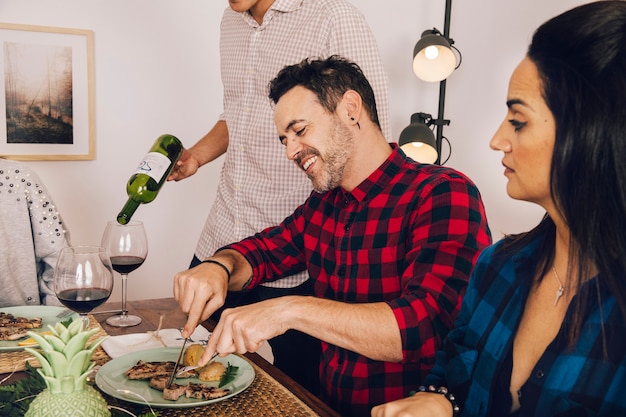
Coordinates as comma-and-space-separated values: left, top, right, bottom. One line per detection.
167, 120, 229, 182
167, 148, 200, 182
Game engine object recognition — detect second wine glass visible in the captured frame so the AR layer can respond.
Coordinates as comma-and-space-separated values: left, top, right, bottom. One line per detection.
101, 220, 148, 327
54, 246, 114, 330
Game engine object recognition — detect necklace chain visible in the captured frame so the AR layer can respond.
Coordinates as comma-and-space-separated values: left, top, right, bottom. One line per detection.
552, 266, 566, 306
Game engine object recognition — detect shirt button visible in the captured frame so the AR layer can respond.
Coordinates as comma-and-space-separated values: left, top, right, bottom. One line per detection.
344, 224, 350, 232
344, 199, 349, 207
536, 370, 545, 379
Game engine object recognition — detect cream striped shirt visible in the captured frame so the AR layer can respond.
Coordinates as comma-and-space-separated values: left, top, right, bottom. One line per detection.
195, 0, 391, 288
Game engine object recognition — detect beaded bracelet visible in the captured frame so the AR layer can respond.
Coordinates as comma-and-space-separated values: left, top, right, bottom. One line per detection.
414, 385, 460, 417
200, 259, 231, 283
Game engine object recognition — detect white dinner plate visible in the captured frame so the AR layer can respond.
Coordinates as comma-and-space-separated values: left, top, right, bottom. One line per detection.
95, 347, 255, 408
100, 326, 211, 359
0, 305, 78, 351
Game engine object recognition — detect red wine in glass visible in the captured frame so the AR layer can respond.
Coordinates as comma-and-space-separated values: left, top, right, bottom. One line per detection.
57, 288, 111, 314
54, 246, 114, 330
111, 256, 145, 274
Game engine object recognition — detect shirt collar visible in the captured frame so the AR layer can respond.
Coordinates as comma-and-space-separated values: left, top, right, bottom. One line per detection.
343, 143, 405, 203
241, 0, 303, 27
270, 0, 303, 13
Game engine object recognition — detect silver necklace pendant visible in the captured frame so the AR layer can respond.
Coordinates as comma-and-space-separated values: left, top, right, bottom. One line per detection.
552, 267, 567, 307
554, 285, 565, 306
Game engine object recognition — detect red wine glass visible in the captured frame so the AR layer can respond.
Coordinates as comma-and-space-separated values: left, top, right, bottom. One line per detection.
101, 220, 148, 327
54, 246, 114, 330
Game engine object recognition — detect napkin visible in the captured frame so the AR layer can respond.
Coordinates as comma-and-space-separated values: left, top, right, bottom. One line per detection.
101, 325, 211, 359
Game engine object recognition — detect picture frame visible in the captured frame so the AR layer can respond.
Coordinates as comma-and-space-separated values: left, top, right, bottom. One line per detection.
0, 23, 95, 160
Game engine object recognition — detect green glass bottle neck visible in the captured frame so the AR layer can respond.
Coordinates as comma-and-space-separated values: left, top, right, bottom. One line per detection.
117, 198, 141, 225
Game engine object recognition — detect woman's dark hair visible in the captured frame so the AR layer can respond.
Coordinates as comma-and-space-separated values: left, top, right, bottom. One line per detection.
502, 1, 626, 346
268, 55, 381, 129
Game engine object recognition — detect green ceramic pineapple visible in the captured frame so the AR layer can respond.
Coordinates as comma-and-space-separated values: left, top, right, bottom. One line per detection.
24, 318, 111, 417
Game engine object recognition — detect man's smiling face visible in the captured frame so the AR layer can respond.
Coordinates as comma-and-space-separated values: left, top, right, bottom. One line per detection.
274, 86, 354, 193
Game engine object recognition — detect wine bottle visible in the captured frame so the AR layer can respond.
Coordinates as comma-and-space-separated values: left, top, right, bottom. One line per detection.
117, 134, 183, 224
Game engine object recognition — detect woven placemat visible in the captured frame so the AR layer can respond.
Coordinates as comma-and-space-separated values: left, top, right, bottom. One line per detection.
102, 358, 320, 417
2, 317, 323, 416
0, 315, 109, 374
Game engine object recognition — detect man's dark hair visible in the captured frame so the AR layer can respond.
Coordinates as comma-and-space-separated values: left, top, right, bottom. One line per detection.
268, 55, 381, 129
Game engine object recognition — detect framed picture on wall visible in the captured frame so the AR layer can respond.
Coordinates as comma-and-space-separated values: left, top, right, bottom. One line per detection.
0, 23, 95, 160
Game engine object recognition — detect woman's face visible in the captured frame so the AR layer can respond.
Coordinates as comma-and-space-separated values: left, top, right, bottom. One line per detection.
490, 57, 556, 210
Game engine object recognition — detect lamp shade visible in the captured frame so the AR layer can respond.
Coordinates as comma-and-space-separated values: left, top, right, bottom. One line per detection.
412, 30, 456, 82
399, 113, 438, 164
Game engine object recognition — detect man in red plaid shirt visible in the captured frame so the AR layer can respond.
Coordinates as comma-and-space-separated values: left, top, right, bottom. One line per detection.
174, 56, 492, 416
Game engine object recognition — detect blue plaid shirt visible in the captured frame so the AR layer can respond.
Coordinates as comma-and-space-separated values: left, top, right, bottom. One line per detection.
425, 235, 626, 417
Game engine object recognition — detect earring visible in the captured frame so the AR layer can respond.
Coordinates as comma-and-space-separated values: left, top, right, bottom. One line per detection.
350, 117, 355, 121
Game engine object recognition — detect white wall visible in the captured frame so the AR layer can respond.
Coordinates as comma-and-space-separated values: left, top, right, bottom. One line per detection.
0, 0, 588, 302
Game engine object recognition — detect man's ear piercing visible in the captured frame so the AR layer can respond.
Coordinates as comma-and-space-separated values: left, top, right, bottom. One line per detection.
350, 117, 355, 121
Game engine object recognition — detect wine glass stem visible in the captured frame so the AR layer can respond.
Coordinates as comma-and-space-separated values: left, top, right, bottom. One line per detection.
80, 313, 90, 331
121, 273, 129, 316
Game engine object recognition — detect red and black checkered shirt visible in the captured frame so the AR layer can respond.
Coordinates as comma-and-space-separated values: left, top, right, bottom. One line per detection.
225, 145, 491, 416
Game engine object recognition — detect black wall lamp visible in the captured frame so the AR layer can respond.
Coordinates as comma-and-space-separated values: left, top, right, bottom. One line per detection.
399, 0, 461, 165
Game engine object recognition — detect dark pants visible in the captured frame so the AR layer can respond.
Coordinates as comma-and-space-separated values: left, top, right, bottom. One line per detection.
190, 255, 321, 396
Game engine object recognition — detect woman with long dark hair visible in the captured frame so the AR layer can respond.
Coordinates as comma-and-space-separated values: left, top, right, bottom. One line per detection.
372, 1, 626, 416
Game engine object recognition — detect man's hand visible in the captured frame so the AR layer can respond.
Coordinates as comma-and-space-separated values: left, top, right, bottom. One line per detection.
168, 121, 229, 182
173, 262, 230, 338
198, 297, 293, 366
168, 148, 200, 181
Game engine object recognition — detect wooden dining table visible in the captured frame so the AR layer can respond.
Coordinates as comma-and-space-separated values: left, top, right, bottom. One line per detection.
0, 298, 340, 417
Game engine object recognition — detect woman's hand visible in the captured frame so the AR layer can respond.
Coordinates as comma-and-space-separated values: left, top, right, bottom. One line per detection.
371, 392, 453, 417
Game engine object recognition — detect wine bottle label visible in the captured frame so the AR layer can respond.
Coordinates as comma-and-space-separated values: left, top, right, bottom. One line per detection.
134, 152, 171, 182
